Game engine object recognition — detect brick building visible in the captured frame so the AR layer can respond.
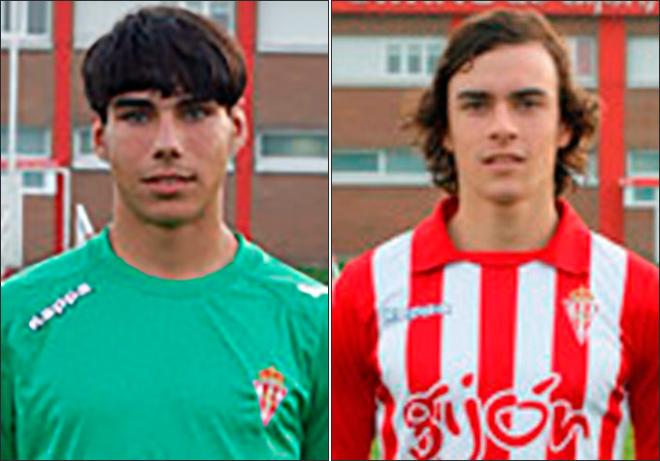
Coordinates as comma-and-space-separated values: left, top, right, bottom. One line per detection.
1, 0, 329, 271
331, 1, 659, 263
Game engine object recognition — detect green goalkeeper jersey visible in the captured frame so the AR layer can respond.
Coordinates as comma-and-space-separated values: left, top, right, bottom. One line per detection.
1, 229, 328, 460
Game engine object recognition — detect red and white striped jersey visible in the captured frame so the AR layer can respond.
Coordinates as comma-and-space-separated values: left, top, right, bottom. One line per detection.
332, 198, 659, 460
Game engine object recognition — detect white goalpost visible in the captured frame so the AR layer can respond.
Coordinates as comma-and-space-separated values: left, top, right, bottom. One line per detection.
1, 171, 23, 278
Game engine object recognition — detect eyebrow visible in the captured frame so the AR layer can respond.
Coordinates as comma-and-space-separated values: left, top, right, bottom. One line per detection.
456, 87, 550, 100
111, 98, 156, 110
110, 95, 204, 110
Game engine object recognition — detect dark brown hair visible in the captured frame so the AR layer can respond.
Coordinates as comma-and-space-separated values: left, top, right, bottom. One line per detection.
82, 6, 246, 123
412, 8, 600, 196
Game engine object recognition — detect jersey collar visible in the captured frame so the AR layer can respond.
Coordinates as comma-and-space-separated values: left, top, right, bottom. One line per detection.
412, 196, 592, 275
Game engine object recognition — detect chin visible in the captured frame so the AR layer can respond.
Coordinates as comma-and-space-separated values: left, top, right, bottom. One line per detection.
482, 187, 526, 205
141, 206, 205, 229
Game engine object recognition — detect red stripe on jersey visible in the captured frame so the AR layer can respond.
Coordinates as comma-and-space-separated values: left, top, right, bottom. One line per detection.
406, 230, 444, 393
332, 251, 380, 460
620, 253, 660, 460
479, 266, 518, 460
376, 383, 399, 459
598, 372, 626, 459
547, 271, 590, 460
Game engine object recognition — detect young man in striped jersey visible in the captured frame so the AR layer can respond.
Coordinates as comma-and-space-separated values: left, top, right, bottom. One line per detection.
333, 9, 658, 461
1, 7, 328, 460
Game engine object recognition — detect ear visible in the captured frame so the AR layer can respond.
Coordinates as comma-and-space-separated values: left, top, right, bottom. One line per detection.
557, 122, 571, 149
228, 102, 248, 158
92, 118, 110, 163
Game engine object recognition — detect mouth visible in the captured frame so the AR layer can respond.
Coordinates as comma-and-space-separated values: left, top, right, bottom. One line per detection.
482, 153, 525, 167
141, 172, 197, 195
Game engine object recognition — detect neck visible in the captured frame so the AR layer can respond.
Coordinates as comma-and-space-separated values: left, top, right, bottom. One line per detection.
110, 194, 237, 280
448, 191, 558, 252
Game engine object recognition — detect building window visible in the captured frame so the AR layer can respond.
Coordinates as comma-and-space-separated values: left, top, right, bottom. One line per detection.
566, 36, 597, 88
257, 131, 328, 173
574, 150, 599, 187
0, 0, 51, 48
161, 1, 234, 32
72, 126, 108, 170
74, 1, 234, 49
384, 38, 443, 79
625, 150, 659, 207
1, 1, 11, 33
332, 148, 429, 185
627, 36, 660, 88
332, 36, 446, 87
0, 125, 55, 195
386, 44, 402, 74
257, 1, 328, 53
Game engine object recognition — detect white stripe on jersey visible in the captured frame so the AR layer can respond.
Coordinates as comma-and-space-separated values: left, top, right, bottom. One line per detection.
373, 231, 413, 459
510, 262, 557, 460
440, 262, 483, 459
371, 230, 634, 460
577, 233, 628, 460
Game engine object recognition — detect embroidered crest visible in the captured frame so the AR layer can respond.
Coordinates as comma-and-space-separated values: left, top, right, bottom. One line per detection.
563, 286, 599, 345
253, 366, 288, 426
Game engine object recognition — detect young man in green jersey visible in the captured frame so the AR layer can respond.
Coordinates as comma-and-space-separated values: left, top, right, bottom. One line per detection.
1, 6, 328, 460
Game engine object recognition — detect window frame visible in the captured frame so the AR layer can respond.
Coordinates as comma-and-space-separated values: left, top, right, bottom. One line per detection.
256, 1, 328, 54
0, 127, 55, 195
332, 35, 446, 88
566, 35, 598, 89
332, 148, 430, 186
624, 149, 660, 208
72, 126, 110, 171
256, 130, 329, 174
574, 150, 599, 188
0, 0, 52, 50
160, 0, 235, 33
627, 35, 660, 89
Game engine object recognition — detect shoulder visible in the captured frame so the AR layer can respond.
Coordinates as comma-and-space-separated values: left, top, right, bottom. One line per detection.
334, 229, 414, 316
240, 238, 328, 315
339, 229, 414, 284
589, 231, 658, 284
590, 231, 658, 312
1, 241, 97, 334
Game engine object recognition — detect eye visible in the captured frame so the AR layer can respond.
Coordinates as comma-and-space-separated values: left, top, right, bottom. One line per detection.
462, 100, 487, 111
181, 105, 210, 121
118, 110, 151, 124
517, 98, 541, 110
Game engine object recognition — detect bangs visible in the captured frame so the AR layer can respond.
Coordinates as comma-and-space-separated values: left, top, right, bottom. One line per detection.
83, 7, 245, 121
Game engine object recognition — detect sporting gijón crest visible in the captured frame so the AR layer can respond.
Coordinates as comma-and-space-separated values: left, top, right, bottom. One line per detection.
253, 366, 288, 426
563, 286, 599, 345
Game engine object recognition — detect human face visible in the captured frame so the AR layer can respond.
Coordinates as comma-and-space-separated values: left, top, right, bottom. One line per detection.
444, 42, 570, 206
94, 90, 245, 228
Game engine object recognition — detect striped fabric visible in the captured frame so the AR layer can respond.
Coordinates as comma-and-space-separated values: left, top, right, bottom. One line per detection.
332, 198, 659, 461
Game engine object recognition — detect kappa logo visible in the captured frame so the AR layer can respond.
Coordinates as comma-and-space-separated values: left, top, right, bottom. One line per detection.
28, 283, 93, 331
380, 303, 452, 327
563, 285, 599, 345
253, 366, 288, 427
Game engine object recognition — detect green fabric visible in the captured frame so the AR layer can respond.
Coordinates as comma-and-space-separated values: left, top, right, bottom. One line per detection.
1, 229, 328, 460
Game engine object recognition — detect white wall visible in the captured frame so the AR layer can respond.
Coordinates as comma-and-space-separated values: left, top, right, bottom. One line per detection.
257, 1, 328, 54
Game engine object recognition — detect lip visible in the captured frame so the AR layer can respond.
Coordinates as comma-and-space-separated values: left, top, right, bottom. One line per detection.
482, 153, 525, 169
141, 172, 197, 196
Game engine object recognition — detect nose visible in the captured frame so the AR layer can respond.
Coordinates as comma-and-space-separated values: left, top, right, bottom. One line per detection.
152, 113, 183, 160
488, 101, 519, 145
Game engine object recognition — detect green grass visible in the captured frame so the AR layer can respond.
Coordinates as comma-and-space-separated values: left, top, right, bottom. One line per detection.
624, 427, 634, 460
297, 267, 329, 285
